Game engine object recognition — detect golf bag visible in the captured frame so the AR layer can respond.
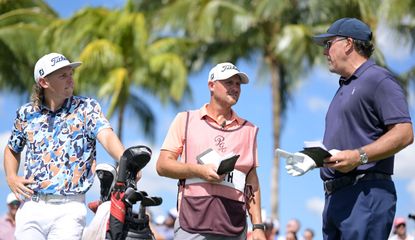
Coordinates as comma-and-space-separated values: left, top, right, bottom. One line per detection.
83, 145, 162, 240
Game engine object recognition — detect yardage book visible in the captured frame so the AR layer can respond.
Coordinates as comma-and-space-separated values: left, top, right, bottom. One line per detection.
196, 148, 239, 175
300, 140, 331, 167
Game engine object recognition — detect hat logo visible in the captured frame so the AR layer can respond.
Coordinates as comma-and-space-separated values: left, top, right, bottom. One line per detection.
39, 69, 44, 76
221, 64, 238, 72
210, 73, 214, 80
50, 55, 67, 66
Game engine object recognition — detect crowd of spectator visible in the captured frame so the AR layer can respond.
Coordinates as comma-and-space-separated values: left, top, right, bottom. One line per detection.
1, 193, 414, 240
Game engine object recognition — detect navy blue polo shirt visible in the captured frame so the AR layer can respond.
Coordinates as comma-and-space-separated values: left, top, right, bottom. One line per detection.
321, 59, 411, 180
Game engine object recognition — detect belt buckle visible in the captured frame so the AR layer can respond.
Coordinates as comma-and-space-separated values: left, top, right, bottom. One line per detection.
31, 194, 40, 202
353, 173, 366, 185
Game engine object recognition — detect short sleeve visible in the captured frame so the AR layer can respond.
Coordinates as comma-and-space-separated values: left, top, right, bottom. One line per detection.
85, 98, 111, 139
160, 112, 187, 154
374, 78, 411, 125
7, 108, 27, 153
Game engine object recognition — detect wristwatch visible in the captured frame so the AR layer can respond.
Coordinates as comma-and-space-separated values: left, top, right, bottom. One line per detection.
252, 223, 266, 231
357, 147, 368, 165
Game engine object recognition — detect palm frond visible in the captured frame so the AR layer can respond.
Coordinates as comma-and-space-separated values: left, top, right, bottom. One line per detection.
128, 92, 155, 140
75, 39, 124, 92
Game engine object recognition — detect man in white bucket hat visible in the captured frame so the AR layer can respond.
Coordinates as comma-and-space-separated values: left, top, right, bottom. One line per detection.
4, 52, 126, 239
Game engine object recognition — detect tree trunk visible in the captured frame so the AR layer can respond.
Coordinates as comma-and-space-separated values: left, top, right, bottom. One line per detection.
270, 58, 281, 221
117, 105, 124, 141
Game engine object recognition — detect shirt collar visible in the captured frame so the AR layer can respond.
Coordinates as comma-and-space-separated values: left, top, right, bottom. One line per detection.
199, 104, 245, 125
338, 59, 374, 86
40, 97, 72, 112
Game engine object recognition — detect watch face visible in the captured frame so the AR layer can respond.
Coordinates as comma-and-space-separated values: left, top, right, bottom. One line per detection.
358, 148, 368, 164
360, 154, 368, 164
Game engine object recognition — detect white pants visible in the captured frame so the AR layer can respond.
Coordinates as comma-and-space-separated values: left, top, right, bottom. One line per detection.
15, 194, 86, 240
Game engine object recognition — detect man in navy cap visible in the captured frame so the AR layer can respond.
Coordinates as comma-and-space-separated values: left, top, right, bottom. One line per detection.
283, 18, 413, 240
315, 17, 413, 240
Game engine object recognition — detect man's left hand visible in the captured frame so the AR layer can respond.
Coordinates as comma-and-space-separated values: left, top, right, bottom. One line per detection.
276, 149, 316, 176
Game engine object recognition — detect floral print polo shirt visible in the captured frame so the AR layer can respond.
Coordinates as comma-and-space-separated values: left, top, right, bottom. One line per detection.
7, 96, 111, 195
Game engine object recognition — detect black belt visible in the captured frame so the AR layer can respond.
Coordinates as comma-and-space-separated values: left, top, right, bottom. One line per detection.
323, 172, 391, 195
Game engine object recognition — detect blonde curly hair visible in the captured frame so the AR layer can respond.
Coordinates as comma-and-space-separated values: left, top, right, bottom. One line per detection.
30, 83, 44, 111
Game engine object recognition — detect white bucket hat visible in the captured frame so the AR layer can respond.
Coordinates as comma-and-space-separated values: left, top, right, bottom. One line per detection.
34, 52, 82, 83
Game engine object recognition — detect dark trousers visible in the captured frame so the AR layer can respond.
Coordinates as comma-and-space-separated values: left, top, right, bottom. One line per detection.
323, 177, 396, 240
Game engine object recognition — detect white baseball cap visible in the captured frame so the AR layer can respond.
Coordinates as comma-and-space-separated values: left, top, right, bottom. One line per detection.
208, 62, 249, 84
6, 192, 18, 204
34, 52, 82, 83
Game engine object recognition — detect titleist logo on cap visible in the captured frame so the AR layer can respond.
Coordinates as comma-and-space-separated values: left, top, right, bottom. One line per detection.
210, 64, 241, 81
50, 55, 68, 67
220, 64, 239, 72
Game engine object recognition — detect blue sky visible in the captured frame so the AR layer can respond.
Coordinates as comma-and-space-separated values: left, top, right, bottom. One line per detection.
1, 1, 415, 239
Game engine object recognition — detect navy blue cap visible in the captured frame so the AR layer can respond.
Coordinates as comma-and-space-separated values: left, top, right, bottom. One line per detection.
313, 18, 372, 45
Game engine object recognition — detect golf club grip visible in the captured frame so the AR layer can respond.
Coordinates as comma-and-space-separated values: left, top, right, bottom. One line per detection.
117, 156, 128, 183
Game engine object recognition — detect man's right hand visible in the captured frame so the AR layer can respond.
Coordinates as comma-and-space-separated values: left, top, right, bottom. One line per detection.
197, 164, 223, 183
7, 175, 35, 200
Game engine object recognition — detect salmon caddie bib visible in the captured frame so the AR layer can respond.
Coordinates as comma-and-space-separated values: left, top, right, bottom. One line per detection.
179, 110, 258, 236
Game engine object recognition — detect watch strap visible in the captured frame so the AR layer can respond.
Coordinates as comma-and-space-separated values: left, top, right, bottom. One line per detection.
252, 223, 266, 231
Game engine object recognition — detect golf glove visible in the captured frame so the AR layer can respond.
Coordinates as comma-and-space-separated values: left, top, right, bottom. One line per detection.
275, 149, 316, 176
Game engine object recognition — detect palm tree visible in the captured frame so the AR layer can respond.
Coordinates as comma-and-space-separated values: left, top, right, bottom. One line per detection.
380, 0, 415, 90
0, 0, 57, 92
38, 3, 190, 141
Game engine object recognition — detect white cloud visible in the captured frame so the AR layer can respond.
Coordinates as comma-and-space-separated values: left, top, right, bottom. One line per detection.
305, 196, 324, 216
307, 96, 330, 113
394, 143, 415, 179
